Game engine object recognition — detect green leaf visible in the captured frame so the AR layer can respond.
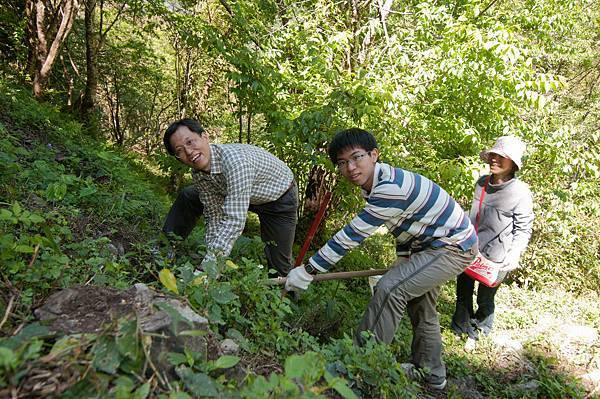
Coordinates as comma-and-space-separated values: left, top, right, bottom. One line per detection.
27, 213, 45, 224
324, 371, 358, 399
113, 375, 134, 399
79, 186, 98, 197
168, 393, 192, 399
176, 366, 219, 397
132, 383, 150, 399
284, 351, 324, 385
93, 336, 122, 374
3, 323, 50, 350
0, 347, 16, 369
159, 268, 179, 294
166, 352, 188, 366
14, 244, 34, 253
214, 355, 240, 369
49, 336, 80, 357
11, 202, 21, 216
0, 209, 15, 222
208, 284, 237, 304
116, 318, 139, 360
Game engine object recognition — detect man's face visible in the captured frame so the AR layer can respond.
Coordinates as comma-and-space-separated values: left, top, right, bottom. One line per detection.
336, 146, 379, 192
170, 126, 211, 172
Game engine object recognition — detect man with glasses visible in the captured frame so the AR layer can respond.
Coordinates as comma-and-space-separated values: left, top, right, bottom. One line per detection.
161, 118, 297, 277
285, 128, 478, 391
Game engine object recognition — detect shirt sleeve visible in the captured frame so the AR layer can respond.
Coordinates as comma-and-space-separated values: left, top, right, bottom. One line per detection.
308, 188, 396, 272
507, 187, 534, 262
199, 190, 223, 262
202, 156, 255, 266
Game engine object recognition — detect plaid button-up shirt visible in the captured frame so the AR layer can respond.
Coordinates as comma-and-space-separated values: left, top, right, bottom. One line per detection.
192, 144, 294, 266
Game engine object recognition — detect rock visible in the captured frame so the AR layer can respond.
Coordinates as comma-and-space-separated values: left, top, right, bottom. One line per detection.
35, 284, 211, 375
106, 242, 125, 257
220, 339, 240, 355
29, 193, 48, 208
516, 380, 540, 392
448, 376, 486, 399
580, 369, 600, 387
563, 325, 597, 344
491, 333, 523, 352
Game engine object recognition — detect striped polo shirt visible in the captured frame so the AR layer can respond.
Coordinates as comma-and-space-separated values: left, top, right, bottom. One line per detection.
309, 162, 477, 272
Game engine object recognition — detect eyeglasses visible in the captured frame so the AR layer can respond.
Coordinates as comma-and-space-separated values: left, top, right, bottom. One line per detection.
336, 152, 370, 169
174, 137, 199, 159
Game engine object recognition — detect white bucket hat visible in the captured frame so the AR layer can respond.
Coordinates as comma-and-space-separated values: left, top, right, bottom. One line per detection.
480, 136, 526, 170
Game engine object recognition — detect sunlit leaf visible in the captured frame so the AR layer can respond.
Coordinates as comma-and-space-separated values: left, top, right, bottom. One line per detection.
159, 268, 179, 294
214, 355, 240, 369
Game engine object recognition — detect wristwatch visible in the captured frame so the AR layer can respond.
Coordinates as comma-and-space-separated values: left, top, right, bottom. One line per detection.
304, 263, 318, 275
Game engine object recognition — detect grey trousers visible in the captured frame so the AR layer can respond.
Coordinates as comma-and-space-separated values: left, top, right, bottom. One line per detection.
355, 242, 477, 383
163, 184, 298, 276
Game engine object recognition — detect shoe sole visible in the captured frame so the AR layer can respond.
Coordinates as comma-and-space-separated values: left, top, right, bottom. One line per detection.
427, 379, 447, 390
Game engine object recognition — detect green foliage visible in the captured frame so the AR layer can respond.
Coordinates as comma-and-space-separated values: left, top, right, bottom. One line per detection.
322, 336, 420, 398
0, 0, 599, 396
0, 78, 168, 309
240, 351, 358, 399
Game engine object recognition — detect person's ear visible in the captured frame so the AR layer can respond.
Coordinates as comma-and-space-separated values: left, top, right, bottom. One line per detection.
370, 148, 380, 162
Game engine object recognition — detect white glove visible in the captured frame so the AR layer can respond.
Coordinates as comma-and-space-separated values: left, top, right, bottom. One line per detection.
500, 251, 520, 272
285, 266, 314, 292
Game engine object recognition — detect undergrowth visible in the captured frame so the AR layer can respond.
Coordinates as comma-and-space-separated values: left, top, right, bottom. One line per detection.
1, 78, 596, 398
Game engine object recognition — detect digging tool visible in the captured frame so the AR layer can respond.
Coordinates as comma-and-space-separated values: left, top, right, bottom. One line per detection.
269, 268, 388, 286
294, 191, 332, 267
281, 191, 331, 296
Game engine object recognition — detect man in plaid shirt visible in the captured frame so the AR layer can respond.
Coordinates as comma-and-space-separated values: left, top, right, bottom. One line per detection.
162, 119, 297, 276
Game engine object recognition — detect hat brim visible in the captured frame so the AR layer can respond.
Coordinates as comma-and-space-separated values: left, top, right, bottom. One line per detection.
480, 149, 520, 169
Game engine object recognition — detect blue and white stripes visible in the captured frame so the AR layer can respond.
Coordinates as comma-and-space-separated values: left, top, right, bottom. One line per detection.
309, 163, 476, 272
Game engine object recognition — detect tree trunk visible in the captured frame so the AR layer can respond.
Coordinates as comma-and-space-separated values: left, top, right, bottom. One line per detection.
246, 110, 251, 144
29, 0, 79, 98
81, 0, 97, 117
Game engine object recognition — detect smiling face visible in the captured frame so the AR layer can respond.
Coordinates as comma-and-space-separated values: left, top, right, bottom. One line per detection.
336, 146, 380, 192
488, 152, 516, 182
169, 126, 211, 172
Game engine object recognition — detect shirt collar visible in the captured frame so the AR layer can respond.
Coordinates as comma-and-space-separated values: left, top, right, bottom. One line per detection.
360, 162, 382, 199
192, 144, 221, 179
208, 144, 222, 174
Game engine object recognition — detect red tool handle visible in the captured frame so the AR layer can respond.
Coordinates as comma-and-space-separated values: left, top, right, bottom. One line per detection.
294, 191, 332, 267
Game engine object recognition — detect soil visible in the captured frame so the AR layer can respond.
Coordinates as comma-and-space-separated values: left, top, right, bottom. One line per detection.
34, 285, 138, 334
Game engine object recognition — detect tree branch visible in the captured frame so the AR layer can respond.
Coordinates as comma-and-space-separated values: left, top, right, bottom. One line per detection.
475, 0, 501, 20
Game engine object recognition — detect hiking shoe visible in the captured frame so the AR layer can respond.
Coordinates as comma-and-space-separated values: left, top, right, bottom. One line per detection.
464, 337, 477, 352
400, 363, 447, 390
426, 378, 447, 390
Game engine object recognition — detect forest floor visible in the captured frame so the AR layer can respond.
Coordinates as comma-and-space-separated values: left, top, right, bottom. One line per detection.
434, 283, 599, 398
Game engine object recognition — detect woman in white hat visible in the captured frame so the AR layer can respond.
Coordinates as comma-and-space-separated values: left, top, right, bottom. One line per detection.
451, 136, 534, 348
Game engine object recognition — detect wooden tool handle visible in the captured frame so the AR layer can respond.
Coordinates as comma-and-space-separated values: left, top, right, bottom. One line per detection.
269, 268, 388, 285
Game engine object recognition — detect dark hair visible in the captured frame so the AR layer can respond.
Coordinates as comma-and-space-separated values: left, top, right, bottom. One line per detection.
163, 119, 205, 155
328, 128, 378, 163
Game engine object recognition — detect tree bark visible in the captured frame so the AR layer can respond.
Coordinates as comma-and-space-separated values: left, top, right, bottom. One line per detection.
30, 0, 79, 98
81, 0, 97, 117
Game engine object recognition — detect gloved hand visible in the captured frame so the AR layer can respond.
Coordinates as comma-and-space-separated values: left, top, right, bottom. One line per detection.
285, 265, 314, 292
500, 251, 520, 272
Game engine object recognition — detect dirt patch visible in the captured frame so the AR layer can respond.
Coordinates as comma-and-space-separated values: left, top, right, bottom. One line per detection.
34, 285, 137, 334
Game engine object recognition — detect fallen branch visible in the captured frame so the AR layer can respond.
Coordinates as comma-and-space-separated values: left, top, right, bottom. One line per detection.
0, 295, 16, 331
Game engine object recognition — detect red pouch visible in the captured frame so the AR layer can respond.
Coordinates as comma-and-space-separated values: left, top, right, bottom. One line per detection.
464, 254, 506, 287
